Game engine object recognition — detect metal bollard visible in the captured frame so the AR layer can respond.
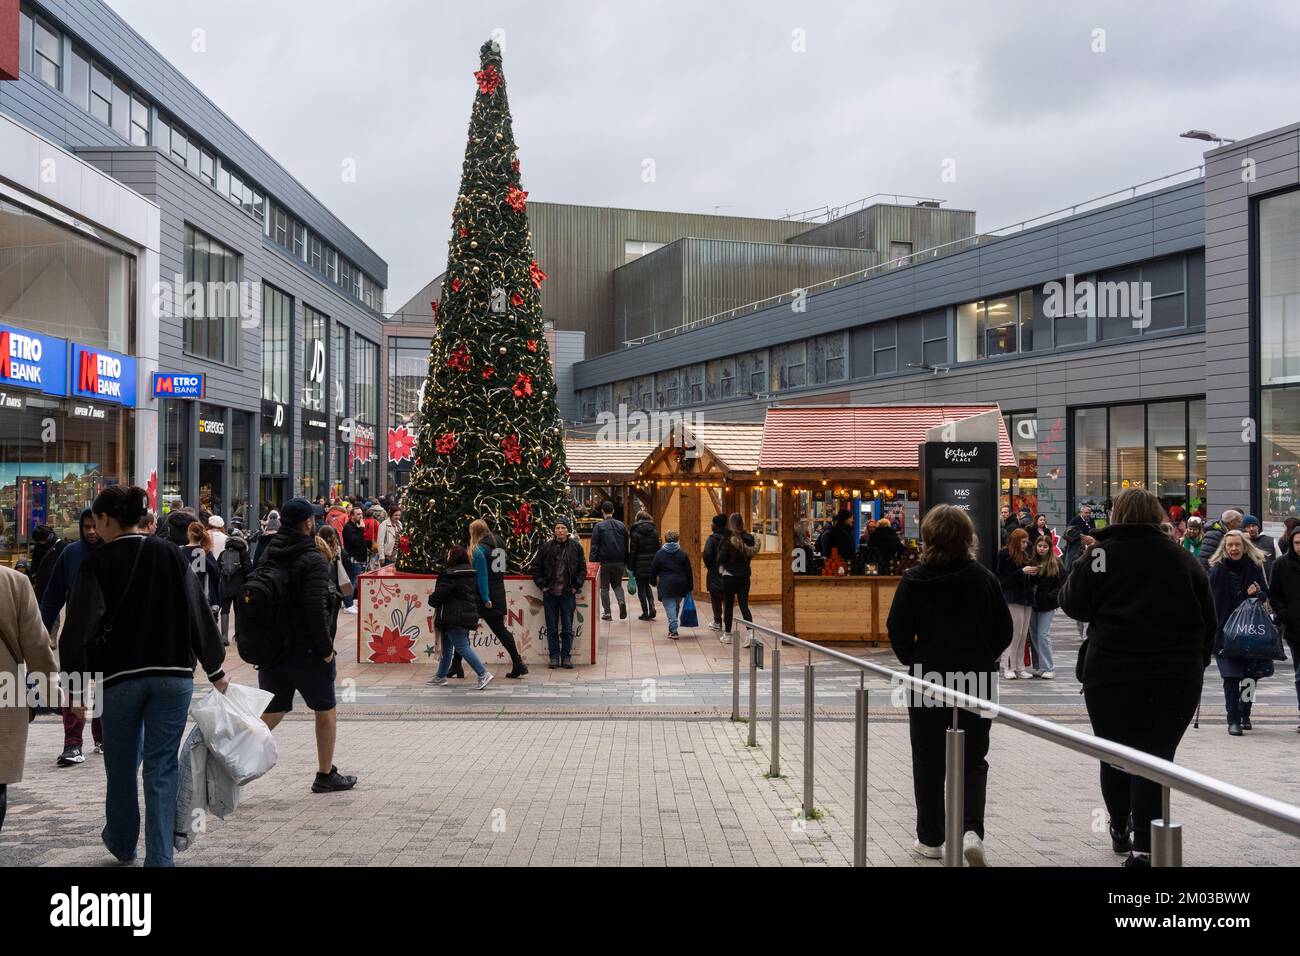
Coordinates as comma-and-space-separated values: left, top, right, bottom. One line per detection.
731, 621, 740, 721
1151, 786, 1183, 867
944, 703, 965, 867
803, 662, 815, 817
854, 682, 868, 867
747, 635, 758, 747
770, 636, 781, 778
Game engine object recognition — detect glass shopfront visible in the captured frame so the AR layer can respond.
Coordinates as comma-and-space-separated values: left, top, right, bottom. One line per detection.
386, 335, 427, 491
1071, 398, 1207, 516
1260, 189, 1300, 532
332, 322, 350, 498
1001, 411, 1039, 515
352, 335, 379, 498
301, 307, 327, 500
0, 199, 136, 563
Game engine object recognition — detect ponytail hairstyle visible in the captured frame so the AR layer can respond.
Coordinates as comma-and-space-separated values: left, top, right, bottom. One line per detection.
92, 485, 149, 529
187, 520, 212, 551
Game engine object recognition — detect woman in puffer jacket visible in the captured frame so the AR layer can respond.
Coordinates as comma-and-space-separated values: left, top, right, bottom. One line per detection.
628, 511, 660, 621
427, 545, 492, 690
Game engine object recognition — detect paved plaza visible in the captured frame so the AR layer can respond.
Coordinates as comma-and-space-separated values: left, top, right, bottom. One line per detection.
4, 608, 1299, 867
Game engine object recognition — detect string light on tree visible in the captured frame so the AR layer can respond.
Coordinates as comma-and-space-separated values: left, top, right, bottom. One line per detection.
398, 39, 569, 573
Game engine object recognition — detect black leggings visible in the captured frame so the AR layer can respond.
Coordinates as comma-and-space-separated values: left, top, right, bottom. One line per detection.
0, 783, 6, 833
1084, 679, 1201, 853
634, 574, 655, 615
451, 617, 522, 672
722, 576, 752, 635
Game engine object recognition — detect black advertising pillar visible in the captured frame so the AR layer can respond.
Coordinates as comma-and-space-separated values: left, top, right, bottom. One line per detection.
919, 441, 1000, 568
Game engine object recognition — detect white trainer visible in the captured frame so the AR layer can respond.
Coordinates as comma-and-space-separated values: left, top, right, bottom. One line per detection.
719, 633, 731, 645
912, 838, 943, 859
1002, 669, 1016, 680
963, 831, 987, 867
1039, 670, 1055, 680
1016, 670, 1034, 680
475, 671, 495, 691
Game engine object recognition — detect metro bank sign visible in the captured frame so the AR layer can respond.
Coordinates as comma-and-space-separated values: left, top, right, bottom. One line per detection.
0, 323, 68, 397
71, 343, 137, 406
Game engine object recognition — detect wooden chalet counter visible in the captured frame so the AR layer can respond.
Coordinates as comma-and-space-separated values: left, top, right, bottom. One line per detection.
790, 574, 901, 644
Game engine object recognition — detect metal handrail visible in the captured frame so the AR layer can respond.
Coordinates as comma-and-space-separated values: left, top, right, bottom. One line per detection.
623, 164, 1206, 348
733, 617, 1300, 867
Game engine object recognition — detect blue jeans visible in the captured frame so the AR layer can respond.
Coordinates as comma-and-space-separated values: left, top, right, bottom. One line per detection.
437, 628, 485, 678
661, 596, 681, 633
1029, 609, 1056, 672
100, 676, 193, 867
543, 590, 576, 659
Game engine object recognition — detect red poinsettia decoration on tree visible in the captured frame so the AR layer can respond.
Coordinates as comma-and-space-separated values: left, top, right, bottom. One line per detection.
526, 339, 538, 353
542, 456, 552, 469
387, 425, 416, 464
510, 291, 524, 308
435, 432, 457, 455
368, 626, 416, 664
481, 364, 495, 379
501, 433, 523, 464
459, 226, 468, 238
529, 261, 547, 287
475, 64, 502, 95
447, 345, 470, 372
504, 185, 528, 212
398, 534, 411, 556
449, 277, 462, 293
508, 502, 533, 535
512, 373, 533, 398
511, 158, 520, 173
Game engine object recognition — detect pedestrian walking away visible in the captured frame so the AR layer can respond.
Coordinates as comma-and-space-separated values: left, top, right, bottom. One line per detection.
628, 510, 660, 621
469, 519, 527, 678
589, 500, 630, 621
717, 513, 757, 646
1059, 488, 1215, 867
702, 514, 728, 630
252, 497, 357, 794
59, 485, 228, 867
427, 544, 494, 689
649, 529, 694, 639
887, 504, 1013, 865
216, 528, 253, 646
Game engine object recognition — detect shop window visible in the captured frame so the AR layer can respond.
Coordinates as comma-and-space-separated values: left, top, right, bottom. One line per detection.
261, 284, 292, 404
1072, 400, 1204, 516
111, 81, 130, 139
873, 322, 897, 375
130, 94, 150, 146
183, 225, 240, 364
68, 46, 90, 112
33, 16, 60, 90
772, 341, 806, 391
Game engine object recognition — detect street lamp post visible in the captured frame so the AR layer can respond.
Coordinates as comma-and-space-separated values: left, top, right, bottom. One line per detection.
1180, 129, 1237, 147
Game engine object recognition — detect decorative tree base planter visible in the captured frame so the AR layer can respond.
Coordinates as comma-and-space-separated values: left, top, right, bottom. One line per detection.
356, 563, 599, 666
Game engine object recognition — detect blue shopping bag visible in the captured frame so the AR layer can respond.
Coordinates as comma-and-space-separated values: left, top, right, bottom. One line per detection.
1222, 597, 1287, 661
679, 593, 699, 628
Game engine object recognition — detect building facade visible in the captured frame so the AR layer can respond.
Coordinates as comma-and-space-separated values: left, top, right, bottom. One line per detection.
2, 0, 388, 537
570, 154, 1286, 533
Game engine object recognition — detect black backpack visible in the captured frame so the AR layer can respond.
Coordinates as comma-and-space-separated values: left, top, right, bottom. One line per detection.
218, 547, 241, 579
234, 559, 292, 667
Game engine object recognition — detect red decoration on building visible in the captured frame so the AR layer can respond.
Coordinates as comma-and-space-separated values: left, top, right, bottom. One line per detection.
508, 502, 533, 535
387, 425, 416, 464
512, 373, 533, 398
501, 433, 523, 464
481, 364, 495, 379
475, 64, 502, 95
511, 291, 524, 308
435, 432, 457, 455
526, 339, 538, 352
146, 470, 158, 513
449, 277, 462, 293
529, 261, 547, 287
505, 185, 528, 212
447, 345, 470, 372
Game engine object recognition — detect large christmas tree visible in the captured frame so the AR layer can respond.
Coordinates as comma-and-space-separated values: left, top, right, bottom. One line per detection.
398, 40, 570, 573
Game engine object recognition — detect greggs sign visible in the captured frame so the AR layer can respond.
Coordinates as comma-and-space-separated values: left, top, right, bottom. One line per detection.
0, 323, 68, 397
71, 343, 137, 406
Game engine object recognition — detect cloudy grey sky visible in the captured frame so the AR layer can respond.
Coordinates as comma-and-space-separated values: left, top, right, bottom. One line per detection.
106, 0, 1300, 311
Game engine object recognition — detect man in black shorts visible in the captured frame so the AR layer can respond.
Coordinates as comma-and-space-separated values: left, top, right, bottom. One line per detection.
257, 497, 356, 793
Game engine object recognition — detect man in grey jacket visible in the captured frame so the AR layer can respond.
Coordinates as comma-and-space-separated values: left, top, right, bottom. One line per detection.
588, 500, 629, 621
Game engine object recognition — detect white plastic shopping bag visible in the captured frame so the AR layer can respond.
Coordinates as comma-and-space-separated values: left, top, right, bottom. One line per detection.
189, 683, 278, 785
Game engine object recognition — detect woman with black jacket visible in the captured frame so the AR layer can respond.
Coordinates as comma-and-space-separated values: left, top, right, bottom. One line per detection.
701, 514, 728, 631
1059, 488, 1216, 867
717, 512, 757, 647
182, 521, 221, 623
1208, 529, 1270, 737
628, 511, 660, 621
1027, 534, 1064, 678
428, 545, 492, 690
1267, 525, 1300, 732
887, 504, 1012, 865
994, 528, 1036, 679
60, 485, 228, 867
217, 531, 253, 646
648, 529, 694, 639
469, 519, 526, 678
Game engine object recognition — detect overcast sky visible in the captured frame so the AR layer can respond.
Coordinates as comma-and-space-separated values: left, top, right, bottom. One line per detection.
106, 0, 1300, 311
